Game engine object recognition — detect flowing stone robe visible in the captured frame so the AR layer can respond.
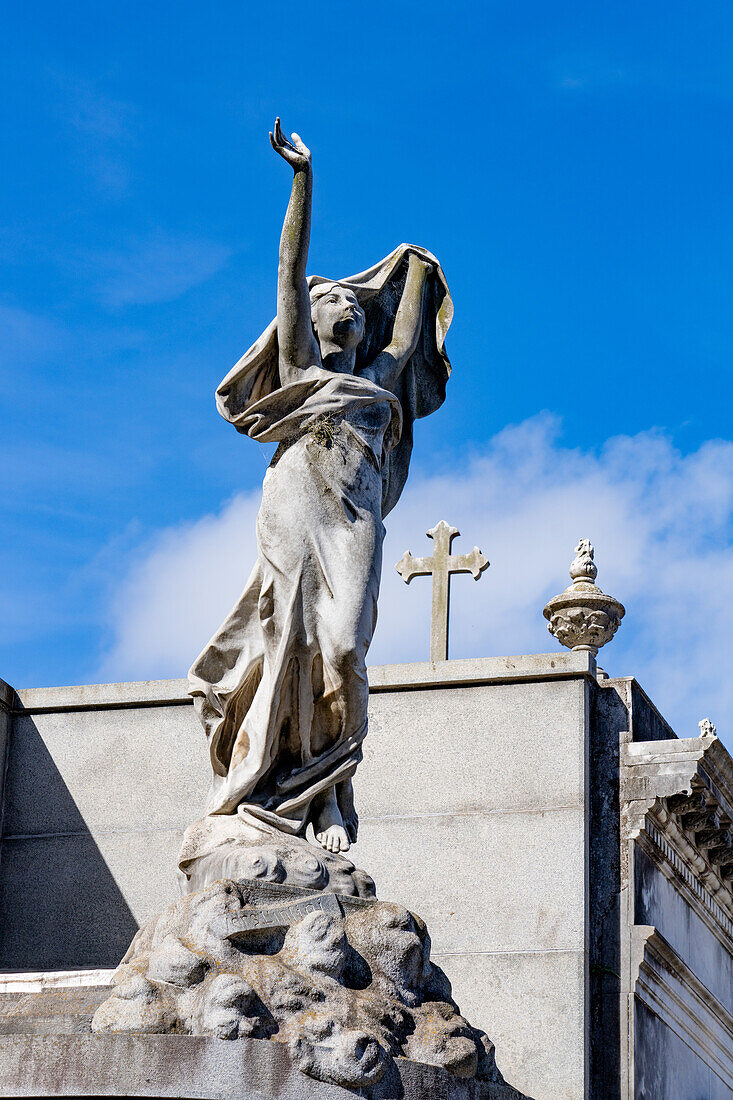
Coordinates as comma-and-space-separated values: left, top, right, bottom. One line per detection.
182, 245, 452, 871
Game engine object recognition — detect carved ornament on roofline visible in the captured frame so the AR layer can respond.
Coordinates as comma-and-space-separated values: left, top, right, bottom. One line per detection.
543, 539, 625, 658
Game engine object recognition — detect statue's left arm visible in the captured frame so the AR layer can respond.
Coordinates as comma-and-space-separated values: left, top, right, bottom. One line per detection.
363, 253, 432, 392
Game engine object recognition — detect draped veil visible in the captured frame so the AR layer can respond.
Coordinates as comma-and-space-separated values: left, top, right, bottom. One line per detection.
216, 243, 453, 516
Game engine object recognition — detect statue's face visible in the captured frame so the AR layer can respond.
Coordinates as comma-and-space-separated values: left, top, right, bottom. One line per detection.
311, 285, 365, 351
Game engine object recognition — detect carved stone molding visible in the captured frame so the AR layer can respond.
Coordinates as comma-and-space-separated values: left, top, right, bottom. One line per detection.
630, 925, 733, 1088
640, 816, 733, 943
546, 606, 620, 652
622, 731, 733, 937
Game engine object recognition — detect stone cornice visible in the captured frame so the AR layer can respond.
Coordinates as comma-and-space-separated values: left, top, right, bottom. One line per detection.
9, 652, 597, 714
622, 733, 733, 936
623, 734, 733, 823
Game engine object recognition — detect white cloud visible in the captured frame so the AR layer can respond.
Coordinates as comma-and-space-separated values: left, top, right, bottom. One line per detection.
97, 415, 733, 741
91, 233, 231, 308
50, 72, 137, 198
97, 490, 263, 682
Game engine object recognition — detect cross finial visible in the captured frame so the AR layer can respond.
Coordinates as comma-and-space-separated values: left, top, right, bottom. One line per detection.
395, 520, 489, 662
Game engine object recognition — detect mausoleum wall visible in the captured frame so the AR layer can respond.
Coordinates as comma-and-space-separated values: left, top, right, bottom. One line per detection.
0, 652, 595, 1100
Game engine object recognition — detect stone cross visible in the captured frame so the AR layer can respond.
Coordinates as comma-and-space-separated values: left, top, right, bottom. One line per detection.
395, 521, 489, 662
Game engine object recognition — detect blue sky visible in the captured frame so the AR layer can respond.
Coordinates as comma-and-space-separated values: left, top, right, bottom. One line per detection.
3, 2, 733, 737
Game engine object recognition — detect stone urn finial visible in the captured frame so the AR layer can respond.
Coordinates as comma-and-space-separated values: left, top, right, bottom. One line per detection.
543, 540, 625, 658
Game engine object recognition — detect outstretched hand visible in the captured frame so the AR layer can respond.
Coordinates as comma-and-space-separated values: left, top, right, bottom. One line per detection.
269, 118, 311, 172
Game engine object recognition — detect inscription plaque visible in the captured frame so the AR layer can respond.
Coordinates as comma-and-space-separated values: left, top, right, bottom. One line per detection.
224, 891, 343, 940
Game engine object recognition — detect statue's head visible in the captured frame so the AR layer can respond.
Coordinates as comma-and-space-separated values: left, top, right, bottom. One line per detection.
310, 282, 365, 352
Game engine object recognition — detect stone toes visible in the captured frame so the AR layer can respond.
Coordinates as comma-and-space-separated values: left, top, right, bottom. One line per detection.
315, 826, 351, 853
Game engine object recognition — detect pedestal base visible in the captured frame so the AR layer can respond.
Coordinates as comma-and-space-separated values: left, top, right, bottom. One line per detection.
0, 1032, 528, 1099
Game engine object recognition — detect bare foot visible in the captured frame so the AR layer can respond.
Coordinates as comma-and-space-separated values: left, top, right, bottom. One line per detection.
316, 824, 351, 853
313, 788, 351, 853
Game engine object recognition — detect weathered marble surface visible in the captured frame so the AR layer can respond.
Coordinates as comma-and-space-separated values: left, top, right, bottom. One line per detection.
185, 122, 453, 868
178, 810, 376, 897
90, 879, 522, 1095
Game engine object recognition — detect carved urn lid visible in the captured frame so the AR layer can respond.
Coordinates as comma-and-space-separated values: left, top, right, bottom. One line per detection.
543, 539, 625, 657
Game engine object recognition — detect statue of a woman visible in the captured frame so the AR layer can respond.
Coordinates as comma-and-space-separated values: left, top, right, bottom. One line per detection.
181, 122, 452, 888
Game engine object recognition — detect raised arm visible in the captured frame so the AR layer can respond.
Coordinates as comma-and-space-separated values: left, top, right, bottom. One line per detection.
269, 119, 320, 382
365, 253, 431, 392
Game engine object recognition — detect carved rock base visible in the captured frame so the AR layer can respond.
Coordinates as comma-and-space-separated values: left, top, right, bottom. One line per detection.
91, 879, 523, 1095
178, 810, 376, 899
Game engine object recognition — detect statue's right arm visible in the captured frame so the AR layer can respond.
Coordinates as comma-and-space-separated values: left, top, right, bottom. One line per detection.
270, 120, 320, 384
365, 253, 431, 392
